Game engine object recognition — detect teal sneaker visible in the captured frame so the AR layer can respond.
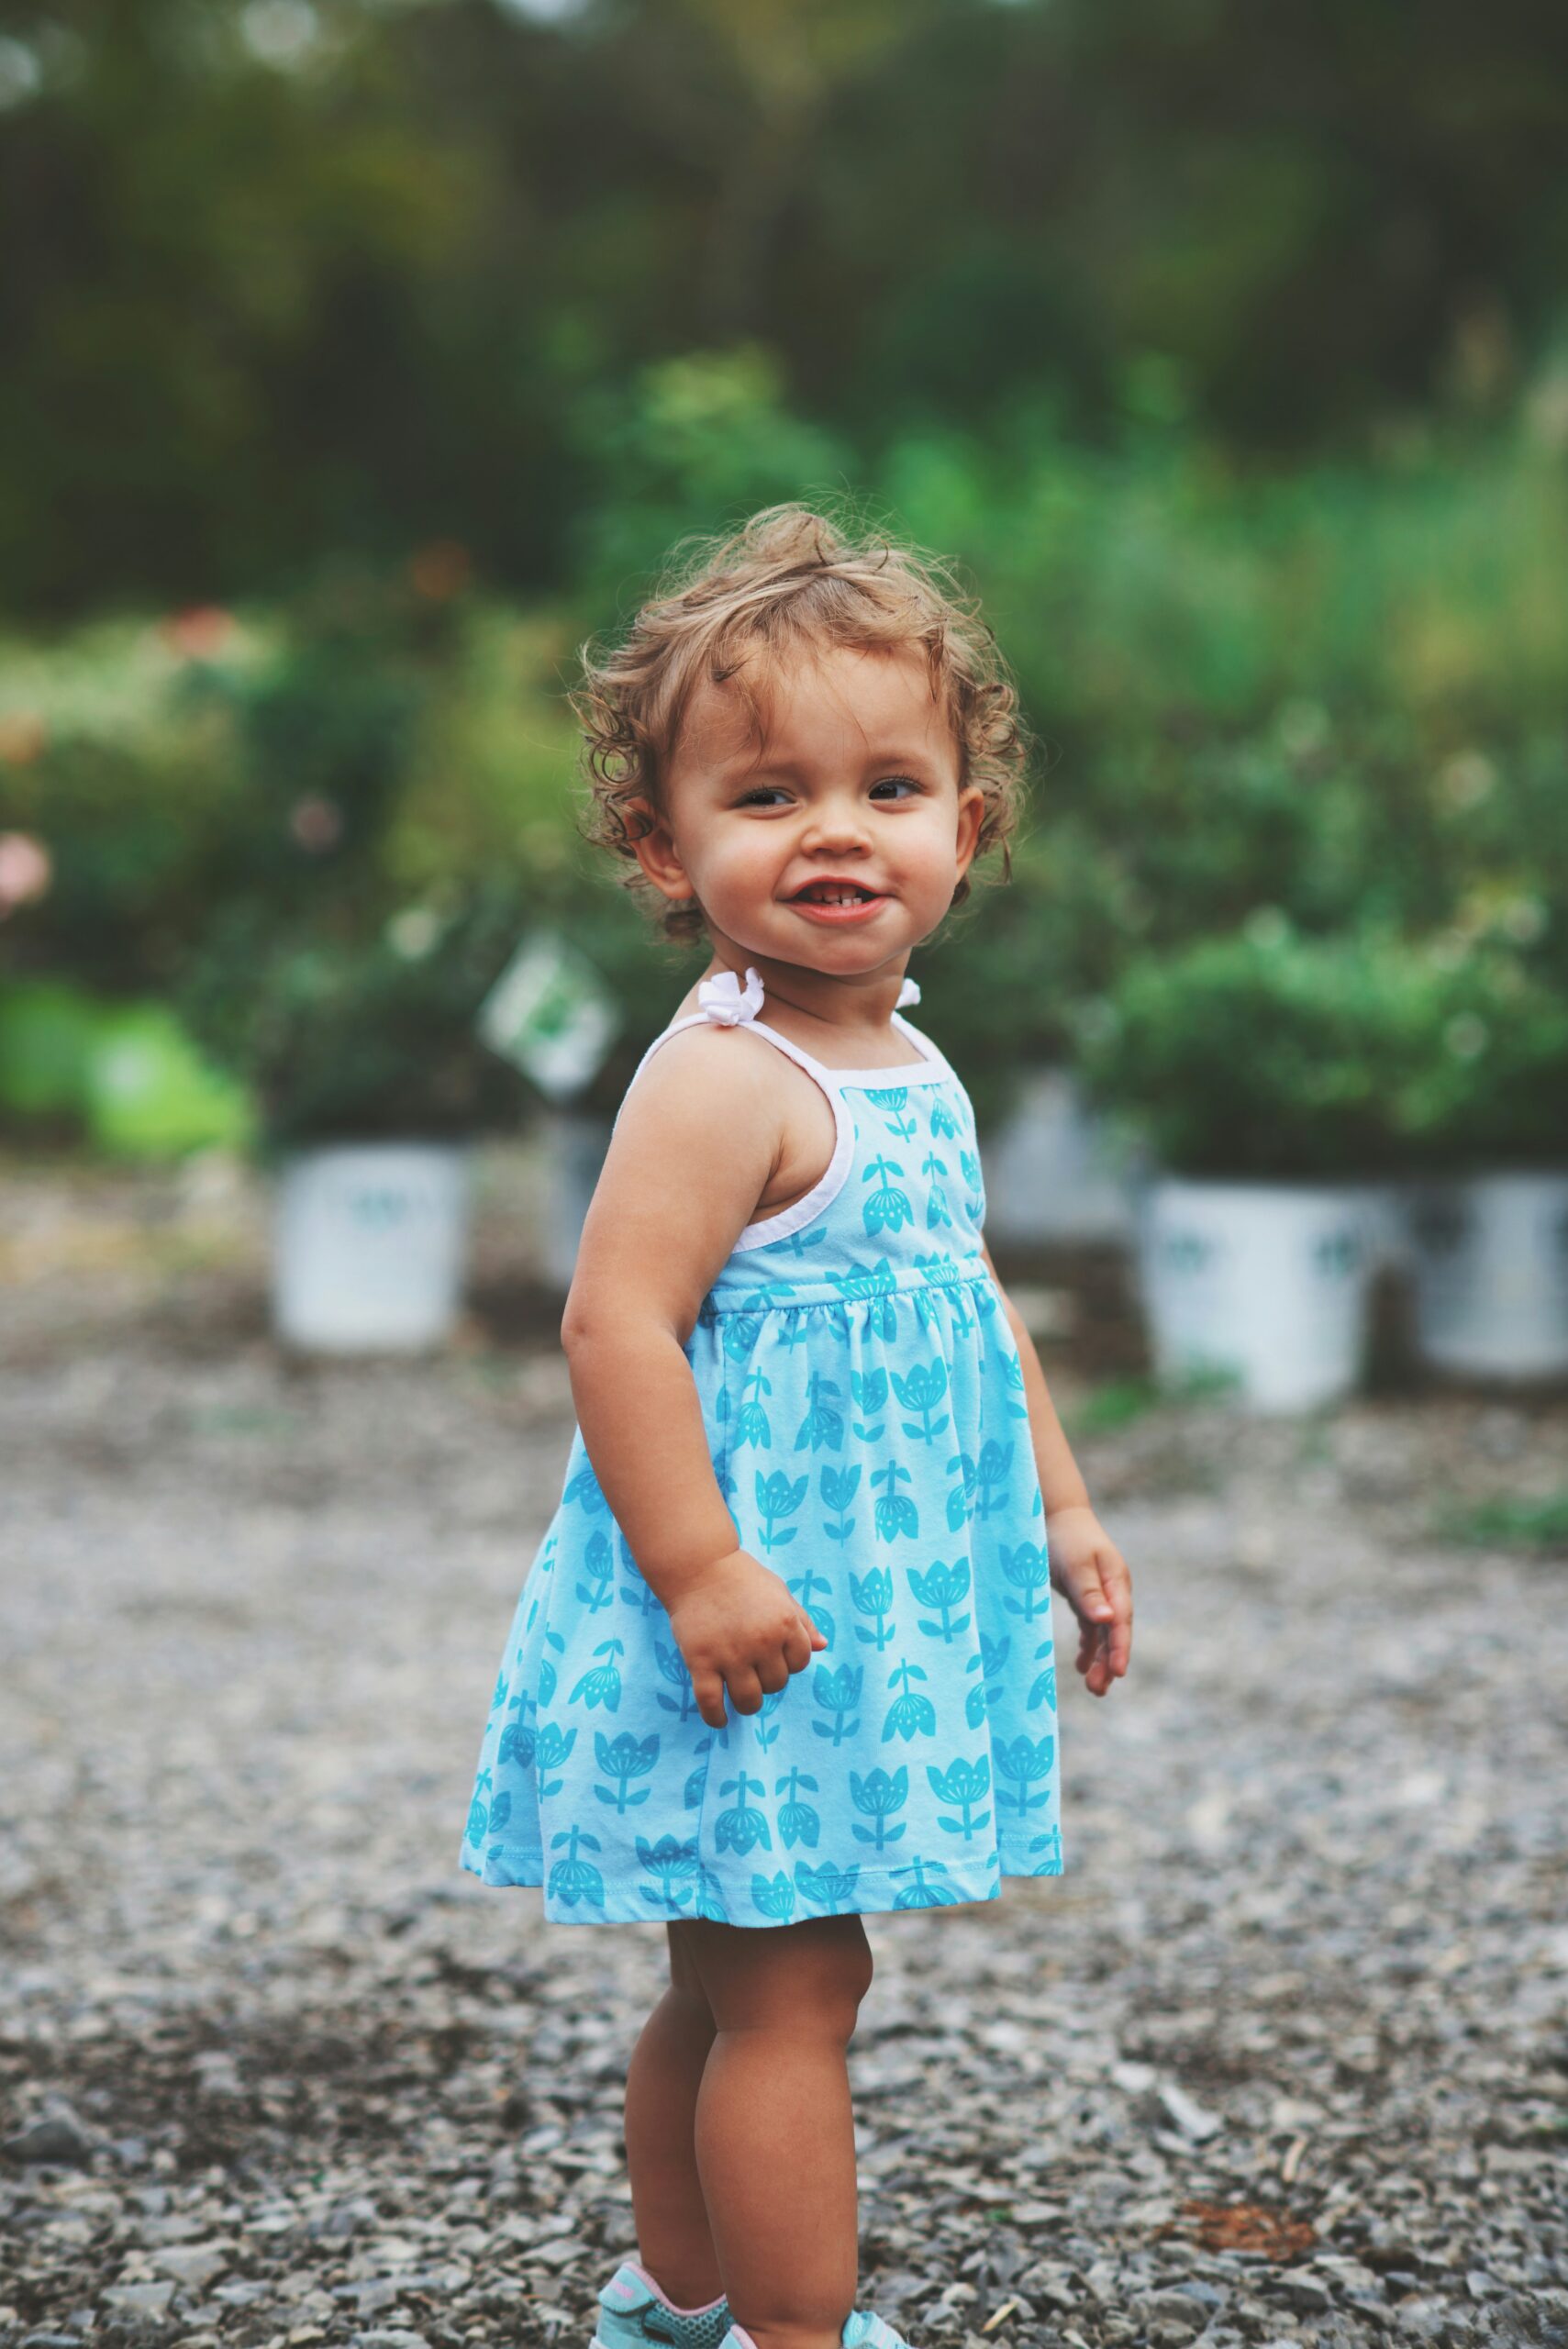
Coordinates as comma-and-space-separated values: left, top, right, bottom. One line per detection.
592, 2261, 732, 2349
840, 2321, 915, 2349
721, 2316, 913, 2349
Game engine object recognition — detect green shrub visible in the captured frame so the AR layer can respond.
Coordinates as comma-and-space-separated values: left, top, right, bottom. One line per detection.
1073, 925, 1424, 1180
0, 978, 104, 1132
176, 888, 531, 1155
1386, 945, 1568, 1173
167, 573, 571, 1151
8, 405, 1568, 1169
565, 347, 853, 616
1076, 919, 1568, 1179
0, 611, 267, 993
83, 1001, 253, 1159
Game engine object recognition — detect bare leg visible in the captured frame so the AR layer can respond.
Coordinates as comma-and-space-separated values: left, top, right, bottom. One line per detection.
624, 1921, 725, 2310
683, 1912, 873, 2349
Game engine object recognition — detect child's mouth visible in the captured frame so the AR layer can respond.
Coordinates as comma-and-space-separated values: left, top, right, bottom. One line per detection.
788, 883, 887, 926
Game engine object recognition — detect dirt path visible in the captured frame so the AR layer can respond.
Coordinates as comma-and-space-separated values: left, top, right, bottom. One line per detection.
2, 1237, 1564, 2349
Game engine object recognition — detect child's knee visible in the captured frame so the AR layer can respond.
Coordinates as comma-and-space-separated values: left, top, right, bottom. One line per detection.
799, 1920, 873, 2041
665, 1920, 717, 2021
764, 1935, 871, 2044
693, 1915, 873, 2042
835, 1920, 875, 2023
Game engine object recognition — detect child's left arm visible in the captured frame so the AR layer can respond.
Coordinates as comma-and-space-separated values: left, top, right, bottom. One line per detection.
980, 1237, 1133, 1698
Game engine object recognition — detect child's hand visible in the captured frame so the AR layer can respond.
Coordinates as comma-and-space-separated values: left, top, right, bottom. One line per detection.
667, 1549, 829, 1729
1046, 1504, 1133, 1698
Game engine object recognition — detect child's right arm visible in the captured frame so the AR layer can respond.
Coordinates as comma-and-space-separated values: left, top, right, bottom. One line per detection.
559, 1026, 828, 1728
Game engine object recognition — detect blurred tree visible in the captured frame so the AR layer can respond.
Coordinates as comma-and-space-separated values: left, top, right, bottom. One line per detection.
562, 343, 851, 618
671, 0, 934, 340
0, 0, 493, 610
1, 0, 1567, 615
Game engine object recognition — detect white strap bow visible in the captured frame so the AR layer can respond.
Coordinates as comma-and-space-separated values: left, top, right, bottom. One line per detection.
697, 964, 919, 1023
696, 963, 765, 1027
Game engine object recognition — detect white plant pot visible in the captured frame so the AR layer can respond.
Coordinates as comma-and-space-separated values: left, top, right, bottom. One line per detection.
1357, 1179, 1418, 1277
984, 1065, 1137, 1246
541, 1109, 613, 1293
1404, 1171, 1568, 1381
1137, 1175, 1377, 1414
272, 1142, 473, 1353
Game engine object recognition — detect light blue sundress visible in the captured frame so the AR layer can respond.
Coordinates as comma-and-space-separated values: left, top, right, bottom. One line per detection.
459, 964, 1063, 1927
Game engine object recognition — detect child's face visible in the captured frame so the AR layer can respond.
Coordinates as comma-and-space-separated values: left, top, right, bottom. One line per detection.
636, 641, 986, 983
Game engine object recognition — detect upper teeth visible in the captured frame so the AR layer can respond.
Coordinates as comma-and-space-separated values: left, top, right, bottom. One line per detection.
804, 886, 870, 904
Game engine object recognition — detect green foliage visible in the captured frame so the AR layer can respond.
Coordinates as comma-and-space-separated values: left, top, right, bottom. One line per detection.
1073, 926, 1420, 1179
6, 0, 1568, 1178
161, 572, 545, 1151
1433, 1492, 1568, 1557
6, 0, 1568, 617
1385, 946, 1568, 1173
882, 413, 1568, 753
82, 1000, 253, 1160
1062, 1368, 1242, 1433
469, 861, 708, 1119
0, 976, 249, 1157
1062, 1377, 1163, 1436
0, 612, 272, 993
1075, 921, 1568, 1178
6, 384, 1568, 1169
909, 823, 1133, 1133
0, 979, 102, 1127
384, 607, 584, 893
887, 414, 1568, 1163
566, 349, 852, 617
178, 565, 456, 909
176, 886, 529, 1155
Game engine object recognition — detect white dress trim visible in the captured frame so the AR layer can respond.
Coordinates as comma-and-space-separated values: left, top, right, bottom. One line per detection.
731, 1027, 855, 1250
814, 1008, 951, 1090
616, 965, 948, 1249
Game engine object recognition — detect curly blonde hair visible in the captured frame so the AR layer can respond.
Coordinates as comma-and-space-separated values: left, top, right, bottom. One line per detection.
570, 501, 1032, 947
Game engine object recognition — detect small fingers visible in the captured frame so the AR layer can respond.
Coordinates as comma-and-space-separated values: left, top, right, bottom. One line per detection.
1077, 1571, 1114, 1624
1097, 1537, 1131, 1589
1097, 1544, 1133, 1675
780, 1620, 815, 1675
727, 1664, 763, 1717
694, 1669, 728, 1731
1074, 1618, 1114, 1697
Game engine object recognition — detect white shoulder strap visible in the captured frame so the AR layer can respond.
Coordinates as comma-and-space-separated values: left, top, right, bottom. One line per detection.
887, 1008, 951, 1076
615, 967, 840, 1129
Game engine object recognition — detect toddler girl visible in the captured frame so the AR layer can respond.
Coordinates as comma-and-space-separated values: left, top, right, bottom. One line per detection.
461, 504, 1134, 2349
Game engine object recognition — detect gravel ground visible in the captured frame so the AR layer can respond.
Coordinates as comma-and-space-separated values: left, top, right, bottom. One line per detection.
2, 1163, 1565, 2349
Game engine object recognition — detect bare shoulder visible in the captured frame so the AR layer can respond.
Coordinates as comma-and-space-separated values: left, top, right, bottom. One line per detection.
574, 1024, 791, 1300
613, 1019, 794, 1137
614, 1021, 833, 1192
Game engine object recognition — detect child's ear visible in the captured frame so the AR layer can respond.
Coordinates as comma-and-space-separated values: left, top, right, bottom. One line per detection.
626, 796, 695, 903
953, 782, 986, 880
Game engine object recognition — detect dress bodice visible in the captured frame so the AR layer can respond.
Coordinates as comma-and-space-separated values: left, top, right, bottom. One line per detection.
617, 963, 990, 1320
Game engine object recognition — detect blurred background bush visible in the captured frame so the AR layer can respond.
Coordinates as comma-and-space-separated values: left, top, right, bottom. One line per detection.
2, 0, 1565, 1187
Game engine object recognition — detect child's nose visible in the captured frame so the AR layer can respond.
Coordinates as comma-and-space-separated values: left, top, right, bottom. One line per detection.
800, 796, 873, 850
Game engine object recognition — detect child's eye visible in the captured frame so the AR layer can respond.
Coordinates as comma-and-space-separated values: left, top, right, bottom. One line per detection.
733, 777, 919, 809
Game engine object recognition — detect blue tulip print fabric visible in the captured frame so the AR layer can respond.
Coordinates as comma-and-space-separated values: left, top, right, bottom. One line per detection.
459, 985, 1063, 1927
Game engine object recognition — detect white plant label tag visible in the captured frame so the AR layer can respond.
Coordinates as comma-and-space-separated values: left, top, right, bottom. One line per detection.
477, 928, 620, 1101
